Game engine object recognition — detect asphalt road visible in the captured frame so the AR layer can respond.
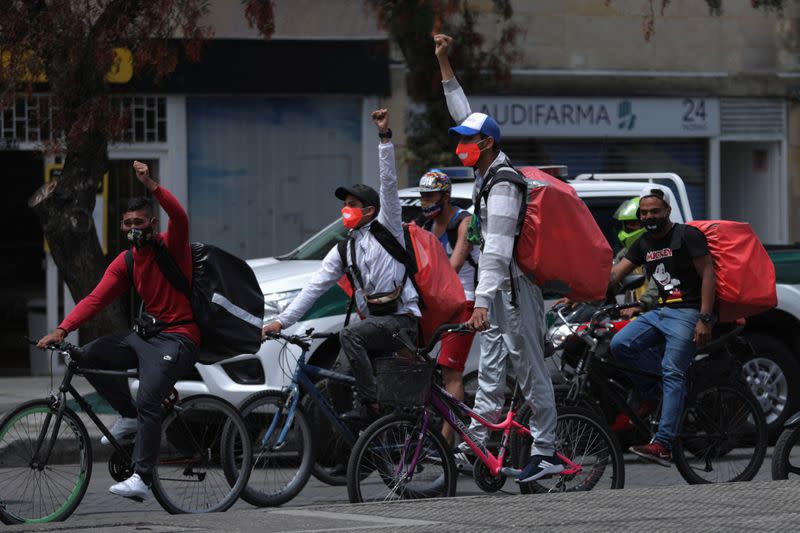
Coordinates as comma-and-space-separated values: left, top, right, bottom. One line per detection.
63, 449, 775, 520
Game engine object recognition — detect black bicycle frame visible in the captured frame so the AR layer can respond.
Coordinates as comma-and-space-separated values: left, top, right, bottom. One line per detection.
33, 361, 140, 467
568, 341, 663, 437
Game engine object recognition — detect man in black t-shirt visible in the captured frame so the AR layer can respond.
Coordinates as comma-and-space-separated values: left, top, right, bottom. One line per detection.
607, 187, 717, 467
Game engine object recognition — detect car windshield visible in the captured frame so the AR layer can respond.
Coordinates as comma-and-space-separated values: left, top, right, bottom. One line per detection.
281, 194, 626, 261
281, 203, 428, 261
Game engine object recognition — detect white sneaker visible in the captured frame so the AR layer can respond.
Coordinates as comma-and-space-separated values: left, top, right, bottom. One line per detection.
109, 473, 151, 501
454, 441, 480, 469
100, 417, 138, 445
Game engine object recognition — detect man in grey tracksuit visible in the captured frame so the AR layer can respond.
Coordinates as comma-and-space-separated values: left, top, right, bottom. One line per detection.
435, 34, 564, 482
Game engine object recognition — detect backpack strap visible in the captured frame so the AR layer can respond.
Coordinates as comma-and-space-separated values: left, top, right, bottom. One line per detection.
153, 241, 192, 301
125, 249, 134, 285
445, 209, 470, 251
125, 249, 144, 317
126, 246, 192, 326
670, 223, 686, 252
369, 221, 425, 310
337, 238, 358, 326
474, 163, 527, 307
447, 209, 479, 288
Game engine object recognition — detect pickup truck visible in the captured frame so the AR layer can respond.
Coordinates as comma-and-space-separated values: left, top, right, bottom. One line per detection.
156, 170, 800, 438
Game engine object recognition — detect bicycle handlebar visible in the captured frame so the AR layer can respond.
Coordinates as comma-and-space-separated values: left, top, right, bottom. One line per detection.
264, 328, 338, 350
26, 337, 84, 361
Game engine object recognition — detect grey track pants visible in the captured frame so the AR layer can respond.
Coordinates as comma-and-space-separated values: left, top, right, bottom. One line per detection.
468, 276, 557, 456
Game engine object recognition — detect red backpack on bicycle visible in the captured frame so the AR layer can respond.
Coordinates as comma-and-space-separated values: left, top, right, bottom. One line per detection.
683, 221, 777, 321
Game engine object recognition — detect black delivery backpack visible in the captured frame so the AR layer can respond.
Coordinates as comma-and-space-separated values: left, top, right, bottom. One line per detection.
125, 242, 264, 360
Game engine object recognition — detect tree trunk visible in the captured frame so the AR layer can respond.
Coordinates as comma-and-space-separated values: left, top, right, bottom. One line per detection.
29, 135, 128, 343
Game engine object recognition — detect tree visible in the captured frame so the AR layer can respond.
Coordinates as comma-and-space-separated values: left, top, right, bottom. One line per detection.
365, 0, 520, 177
0, 0, 275, 341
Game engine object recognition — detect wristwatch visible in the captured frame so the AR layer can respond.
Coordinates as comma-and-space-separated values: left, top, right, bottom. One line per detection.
699, 313, 715, 325
378, 128, 392, 140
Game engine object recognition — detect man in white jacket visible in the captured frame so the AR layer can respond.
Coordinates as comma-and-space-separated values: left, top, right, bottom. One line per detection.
262, 109, 419, 422
435, 34, 563, 482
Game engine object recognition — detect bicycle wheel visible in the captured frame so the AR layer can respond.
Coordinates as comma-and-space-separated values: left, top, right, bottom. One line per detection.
151, 394, 251, 514
302, 379, 353, 487
347, 413, 456, 503
235, 390, 314, 507
772, 425, 800, 479
673, 384, 767, 484
0, 400, 92, 524
513, 405, 625, 493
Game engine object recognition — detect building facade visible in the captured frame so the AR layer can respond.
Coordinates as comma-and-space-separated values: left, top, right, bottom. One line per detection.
456, 0, 800, 244
4, 0, 799, 373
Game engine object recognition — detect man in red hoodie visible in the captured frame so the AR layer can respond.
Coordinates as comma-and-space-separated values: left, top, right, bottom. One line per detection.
37, 161, 199, 501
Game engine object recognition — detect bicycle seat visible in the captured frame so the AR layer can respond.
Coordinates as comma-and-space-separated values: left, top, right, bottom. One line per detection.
695, 322, 745, 357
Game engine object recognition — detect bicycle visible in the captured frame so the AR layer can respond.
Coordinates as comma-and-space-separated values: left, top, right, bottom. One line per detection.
0, 341, 252, 524
771, 411, 800, 479
232, 329, 362, 506
346, 323, 624, 502
554, 302, 767, 484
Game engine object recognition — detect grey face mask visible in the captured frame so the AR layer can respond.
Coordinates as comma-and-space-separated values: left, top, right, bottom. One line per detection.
127, 227, 154, 249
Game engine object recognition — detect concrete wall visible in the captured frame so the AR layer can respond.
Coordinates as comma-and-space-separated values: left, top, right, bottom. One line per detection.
204, 1, 385, 39
471, 0, 800, 75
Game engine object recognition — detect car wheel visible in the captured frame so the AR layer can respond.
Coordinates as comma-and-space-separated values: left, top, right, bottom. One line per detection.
742, 334, 800, 439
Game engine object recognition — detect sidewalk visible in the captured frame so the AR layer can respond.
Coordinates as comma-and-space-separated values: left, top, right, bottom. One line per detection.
7, 479, 800, 532
0, 374, 120, 460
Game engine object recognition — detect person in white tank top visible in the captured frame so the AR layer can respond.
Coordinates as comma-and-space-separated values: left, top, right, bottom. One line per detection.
419, 170, 479, 445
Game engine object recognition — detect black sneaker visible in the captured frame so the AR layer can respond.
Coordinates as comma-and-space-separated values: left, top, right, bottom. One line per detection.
516, 454, 566, 483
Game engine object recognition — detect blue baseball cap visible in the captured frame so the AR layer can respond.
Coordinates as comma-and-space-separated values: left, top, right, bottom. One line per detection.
448, 112, 502, 143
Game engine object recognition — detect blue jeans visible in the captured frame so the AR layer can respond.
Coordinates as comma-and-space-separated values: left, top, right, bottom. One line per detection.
610, 307, 700, 450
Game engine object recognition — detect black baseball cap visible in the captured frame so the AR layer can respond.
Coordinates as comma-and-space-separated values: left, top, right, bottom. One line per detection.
335, 184, 380, 210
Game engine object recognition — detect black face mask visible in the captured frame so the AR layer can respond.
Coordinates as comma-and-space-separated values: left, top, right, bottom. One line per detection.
127, 227, 154, 249
643, 217, 669, 233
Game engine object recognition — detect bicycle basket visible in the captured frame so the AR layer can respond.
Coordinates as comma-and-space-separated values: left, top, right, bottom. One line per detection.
374, 356, 435, 406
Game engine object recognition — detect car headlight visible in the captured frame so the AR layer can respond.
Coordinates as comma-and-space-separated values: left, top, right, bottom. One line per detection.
263, 289, 301, 322
546, 324, 573, 349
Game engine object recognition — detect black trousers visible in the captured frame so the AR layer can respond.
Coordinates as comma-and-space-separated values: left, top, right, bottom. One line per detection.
80, 331, 198, 480
338, 314, 418, 404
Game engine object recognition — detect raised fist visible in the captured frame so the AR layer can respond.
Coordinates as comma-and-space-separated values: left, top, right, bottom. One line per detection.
433, 34, 453, 58
371, 109, 389, 133
132, 160, 150, 182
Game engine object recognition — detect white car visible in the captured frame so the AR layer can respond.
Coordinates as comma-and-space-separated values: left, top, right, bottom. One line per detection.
148, 172, 686, 408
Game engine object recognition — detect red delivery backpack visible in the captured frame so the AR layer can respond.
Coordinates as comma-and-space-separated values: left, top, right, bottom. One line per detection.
475, 165, 612, 301
337, 221, 466, 343
679, 221, 777, 322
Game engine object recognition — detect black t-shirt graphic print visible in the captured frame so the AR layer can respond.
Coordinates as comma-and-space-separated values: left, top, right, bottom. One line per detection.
625, 224, 710, 309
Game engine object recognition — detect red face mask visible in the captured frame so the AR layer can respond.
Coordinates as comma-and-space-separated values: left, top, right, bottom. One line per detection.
341, 206, 364, 229
455, 139, 487, 167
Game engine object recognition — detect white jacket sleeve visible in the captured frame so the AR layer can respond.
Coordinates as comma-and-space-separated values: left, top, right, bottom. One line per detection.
277, 245, 345, 328
442, 77, 472, 124
376, 142, 404, 242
